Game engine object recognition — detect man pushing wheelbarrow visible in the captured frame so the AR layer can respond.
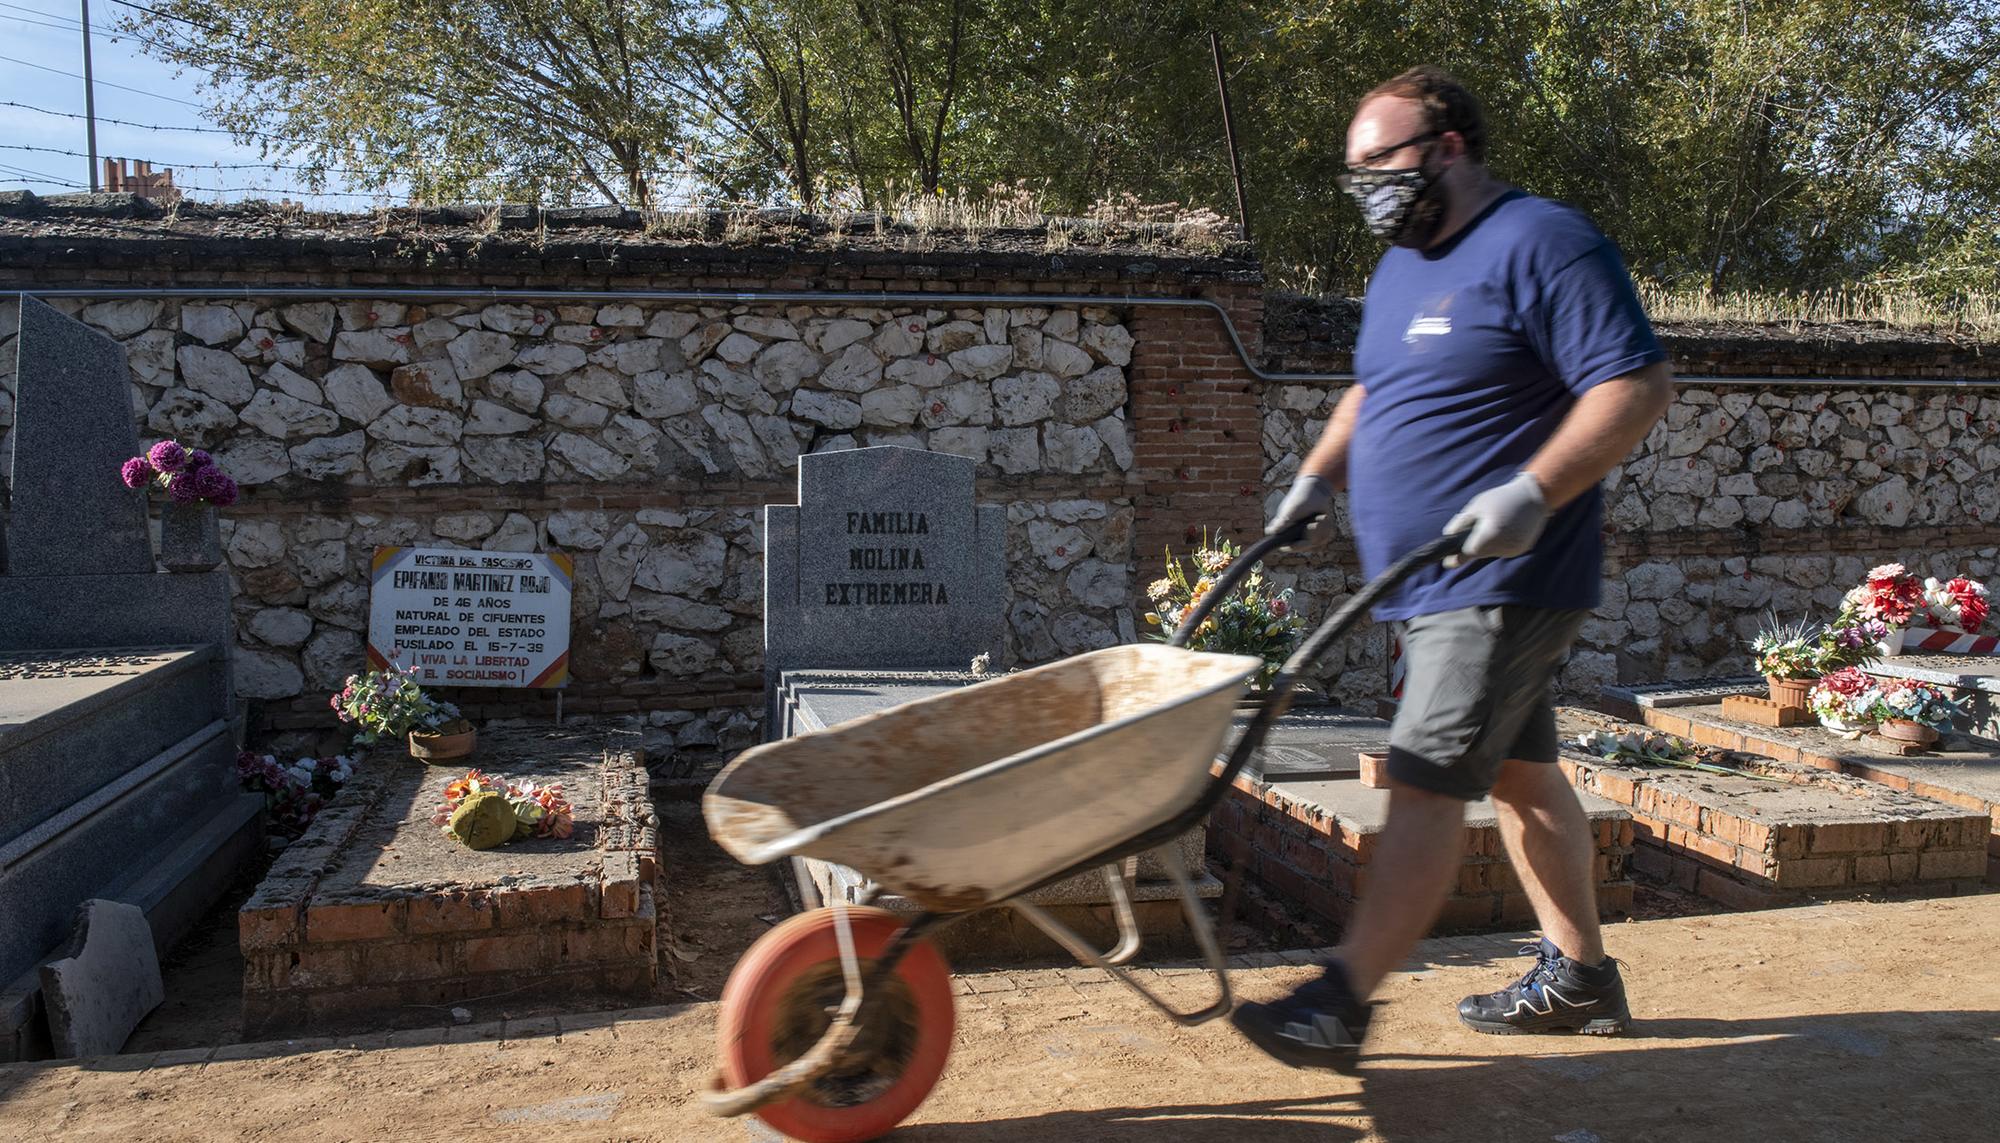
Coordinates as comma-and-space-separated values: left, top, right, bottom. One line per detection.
1235, 64, 1674, 1066
701, 64, 1673, 1141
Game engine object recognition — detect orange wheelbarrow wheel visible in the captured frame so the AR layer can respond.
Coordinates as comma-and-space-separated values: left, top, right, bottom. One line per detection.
717, 906, 956, 1142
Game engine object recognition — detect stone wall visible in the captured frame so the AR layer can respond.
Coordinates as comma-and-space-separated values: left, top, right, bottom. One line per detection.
9, 197, 2000, 771
1259, 293, 2000, 704
0, 196, 1260, 771
0, 295, 1143, 759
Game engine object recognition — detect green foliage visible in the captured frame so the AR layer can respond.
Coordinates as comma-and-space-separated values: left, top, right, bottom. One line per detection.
1144, 533, 1302, 687
125, 0, 2000, 295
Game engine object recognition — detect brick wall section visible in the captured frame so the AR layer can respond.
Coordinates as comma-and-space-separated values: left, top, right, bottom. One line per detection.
1207, 774, 1636, 934
239, 747, 661, 1035
1613, 699, 2000, 886
1557, 750, 1989, 910
1128, 290, 1268, 578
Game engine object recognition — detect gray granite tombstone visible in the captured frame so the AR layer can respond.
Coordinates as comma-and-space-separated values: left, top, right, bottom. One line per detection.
763, 446, 1004, 731
0, 298, 231, 652
0, 297, 254, 1061
3, 296, 152, 576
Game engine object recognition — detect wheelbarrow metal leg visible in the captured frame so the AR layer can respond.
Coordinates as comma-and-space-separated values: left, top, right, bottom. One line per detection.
1008, 842, 1233, 1026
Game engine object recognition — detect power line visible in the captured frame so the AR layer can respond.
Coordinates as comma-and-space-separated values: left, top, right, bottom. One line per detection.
0, 51, 205, 107
0, 0, 123, 35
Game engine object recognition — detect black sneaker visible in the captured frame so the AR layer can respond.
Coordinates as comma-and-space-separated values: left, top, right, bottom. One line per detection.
1230, 959, 1372, 1070
1457, 938, 1630, 1035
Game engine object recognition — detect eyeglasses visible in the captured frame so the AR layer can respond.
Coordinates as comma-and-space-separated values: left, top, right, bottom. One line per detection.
1336, 130, 1440, 191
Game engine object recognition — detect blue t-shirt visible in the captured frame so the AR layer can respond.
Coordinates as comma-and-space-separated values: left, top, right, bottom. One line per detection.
1347, 190, 1663, 620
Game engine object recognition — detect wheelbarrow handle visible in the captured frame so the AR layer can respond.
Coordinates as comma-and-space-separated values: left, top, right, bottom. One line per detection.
1210, 529, 1469, 785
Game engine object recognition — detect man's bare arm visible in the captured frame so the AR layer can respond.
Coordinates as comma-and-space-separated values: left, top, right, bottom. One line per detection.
1300, 383, 1368, 490
1522, 361, 1674, 509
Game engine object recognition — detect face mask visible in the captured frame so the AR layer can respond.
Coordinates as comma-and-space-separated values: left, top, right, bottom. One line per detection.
1341, 144, 1447, 249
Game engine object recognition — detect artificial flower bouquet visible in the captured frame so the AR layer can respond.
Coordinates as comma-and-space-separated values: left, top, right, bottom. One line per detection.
1808, 666, 1884, 731
1838, 563, 1991, 653
430, 769, 575, 850
120, 439, 239, 506
332, 663, 462, 747
236, 749, 357, 835
1749, 614, 1886, 708
1145, 533, 1303, 688
1875, 678, 1965, 732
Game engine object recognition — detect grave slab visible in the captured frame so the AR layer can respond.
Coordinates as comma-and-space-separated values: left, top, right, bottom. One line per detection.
1209, 710, 1636, 932
1613, 692, 2000, 884
37, 899, 163, 1058
1559, 708, 1992, 905
239, 726, 661, 1035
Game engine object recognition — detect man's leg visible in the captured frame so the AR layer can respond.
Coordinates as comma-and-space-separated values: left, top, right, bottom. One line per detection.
1453, 725, 1630, 1035
1328, 783, 1465, 996
1487, 757, 1602, 964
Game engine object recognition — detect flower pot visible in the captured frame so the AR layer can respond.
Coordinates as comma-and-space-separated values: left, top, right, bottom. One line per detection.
1878, 718, 1939, 746
1765, 676, 1812, 710
409, 719, 477, 763
160, 502, 222, 572
1875, 627, 1908, 657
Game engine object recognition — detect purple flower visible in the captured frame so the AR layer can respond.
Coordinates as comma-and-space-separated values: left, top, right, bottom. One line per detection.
120, 456, 153, 489
148, 440, 189, 474
186, 449, 214, 471
191, 466, 231, 501
209, 475, 240, 507
166, 471, 201, 504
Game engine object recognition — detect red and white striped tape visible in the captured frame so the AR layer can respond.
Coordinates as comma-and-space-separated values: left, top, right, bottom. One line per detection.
1905, 626, 2000, 655
1388, 631, 1405, 699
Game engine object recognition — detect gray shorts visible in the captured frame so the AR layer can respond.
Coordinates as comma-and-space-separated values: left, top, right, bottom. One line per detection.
1388, 605, 1588, 801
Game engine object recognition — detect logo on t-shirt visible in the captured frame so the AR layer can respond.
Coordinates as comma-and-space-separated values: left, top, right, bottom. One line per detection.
1403, 314, 1452, 342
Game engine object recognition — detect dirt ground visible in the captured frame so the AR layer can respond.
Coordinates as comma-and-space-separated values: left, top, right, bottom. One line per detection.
6, 887, 1996, 1141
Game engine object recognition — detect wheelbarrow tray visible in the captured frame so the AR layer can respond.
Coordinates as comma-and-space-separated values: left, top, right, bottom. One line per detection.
704, 643, 1262, 912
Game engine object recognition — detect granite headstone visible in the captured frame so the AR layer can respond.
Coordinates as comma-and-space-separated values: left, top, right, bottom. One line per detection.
4, 296, 151, 576
764, 446, 1005, 728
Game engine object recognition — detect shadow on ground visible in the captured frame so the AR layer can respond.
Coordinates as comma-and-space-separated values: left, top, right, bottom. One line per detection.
900, 1009, 2000, 1141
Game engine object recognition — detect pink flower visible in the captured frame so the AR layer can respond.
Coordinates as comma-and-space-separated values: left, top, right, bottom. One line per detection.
186, 449, 214, 471
1867, 563, 1907, 581
208, 476, 240, 507
166, 471, 201, 504
148, 440, 189, 473
1270, 598, 1289, 618
120, 456, 153, 488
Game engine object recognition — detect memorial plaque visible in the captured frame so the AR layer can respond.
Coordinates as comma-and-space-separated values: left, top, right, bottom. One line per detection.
764, 447, 1005, 681
366, 546, 573, 687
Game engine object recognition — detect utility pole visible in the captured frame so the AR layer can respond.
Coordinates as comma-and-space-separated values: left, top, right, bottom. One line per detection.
81, 0, 99, 191
1209, 31, 1250, 247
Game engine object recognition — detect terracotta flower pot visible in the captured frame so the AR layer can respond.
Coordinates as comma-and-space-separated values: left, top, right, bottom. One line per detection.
1765, 676, 1812, 710
409, 719, 477, 763
1878, 718, 1939, 746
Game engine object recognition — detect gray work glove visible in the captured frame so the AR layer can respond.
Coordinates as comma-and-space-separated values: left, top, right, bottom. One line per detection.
1443, 471, 1548, 568
1266, 473, 1336, 549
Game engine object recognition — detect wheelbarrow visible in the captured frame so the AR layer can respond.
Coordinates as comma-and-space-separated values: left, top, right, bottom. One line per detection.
701, 525, 1464, 1142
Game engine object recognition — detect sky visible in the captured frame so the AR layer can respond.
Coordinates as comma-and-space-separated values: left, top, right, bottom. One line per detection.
0, 0, 393, 206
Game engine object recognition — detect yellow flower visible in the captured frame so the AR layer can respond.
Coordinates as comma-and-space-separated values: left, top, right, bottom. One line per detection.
1195, 577, 1213, 593
1144, 612, 1162, 625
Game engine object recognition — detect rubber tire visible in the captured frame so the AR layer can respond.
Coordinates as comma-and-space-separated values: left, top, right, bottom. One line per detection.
717, 907, 955, 1143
